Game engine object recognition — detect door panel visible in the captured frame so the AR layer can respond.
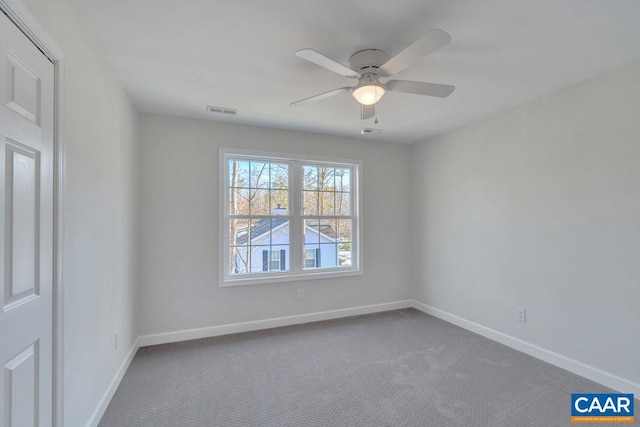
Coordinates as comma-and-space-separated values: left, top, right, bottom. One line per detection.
3, 343, 39, 427
5, 141, 40, 309
6, 53, 41, 124
0, 10, 54, 427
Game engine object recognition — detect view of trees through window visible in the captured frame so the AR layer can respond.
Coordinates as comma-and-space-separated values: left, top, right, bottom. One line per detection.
302, 165, 353, 270
228, 160, 289, 274
225, 155, 357, 281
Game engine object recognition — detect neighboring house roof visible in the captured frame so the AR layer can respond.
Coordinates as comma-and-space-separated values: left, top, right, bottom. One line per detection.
234, 218, 336, 245
309, 222, 337, 239
235, 218, 288, 245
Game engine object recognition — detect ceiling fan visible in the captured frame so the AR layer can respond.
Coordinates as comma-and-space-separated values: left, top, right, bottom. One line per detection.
290, 29, 455, 120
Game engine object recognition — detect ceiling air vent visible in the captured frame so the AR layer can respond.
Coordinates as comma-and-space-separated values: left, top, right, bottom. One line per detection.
207, 105, 238, 115
360, 128, 385, 135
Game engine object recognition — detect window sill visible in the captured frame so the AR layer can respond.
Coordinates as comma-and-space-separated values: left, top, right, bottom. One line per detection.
219, 269, 363, 287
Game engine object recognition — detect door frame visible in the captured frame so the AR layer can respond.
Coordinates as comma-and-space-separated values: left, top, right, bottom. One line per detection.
0, 1, 66, 426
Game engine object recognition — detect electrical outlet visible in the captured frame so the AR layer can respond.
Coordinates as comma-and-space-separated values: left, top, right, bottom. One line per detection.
297, 289, 304, 300
516, 307, 526, 322
114, 333, 119, 350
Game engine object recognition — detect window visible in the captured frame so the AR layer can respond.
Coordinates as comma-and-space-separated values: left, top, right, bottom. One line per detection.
265, 249, 285, 271
304, 248, 317, 268
221, 149, 361, 286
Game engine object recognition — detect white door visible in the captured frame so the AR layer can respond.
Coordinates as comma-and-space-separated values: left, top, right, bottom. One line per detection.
0, 10, 55, 427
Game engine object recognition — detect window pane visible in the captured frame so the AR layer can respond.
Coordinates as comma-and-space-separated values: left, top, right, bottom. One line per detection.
303, 219, 321, 245
317, 167, 335, 191
270, 190, 288, 215
247, 245, 289, 273
252, 246, 270, 273
229, 218, 249, 246
250, 162, 269, 189
229, 160, 249, 188
336, 192, 351, 216
271, 245, 289, 271
250, 189, 270, 215
335, 168, 350, 192
230, 160, 290, 216
337, 219, 353, 267
303, 165, 318, 190
270, 163, 288, 189
246, 219, 289, 273
302, 165, 352, 217
230, 245, 250, 274
304, 218, 337, 243
268, 219, 289, 245
319, 191, 336, 215
229, 188, 250, 215
336, 219, 352, 242
303, 219, 338, 269
319, 243, 338, 268
302, 190, 318, 216
247, 218, 289, 245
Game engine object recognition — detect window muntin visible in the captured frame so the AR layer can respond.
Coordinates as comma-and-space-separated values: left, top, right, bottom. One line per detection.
222, 149, 360, 285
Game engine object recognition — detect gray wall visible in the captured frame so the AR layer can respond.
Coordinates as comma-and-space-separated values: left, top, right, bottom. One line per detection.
410, 59, 640, 386
20, 0, 139, 425
136, 114, 412, 335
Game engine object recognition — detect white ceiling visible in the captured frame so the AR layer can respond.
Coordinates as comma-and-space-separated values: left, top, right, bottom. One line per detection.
68, 0, 640, 144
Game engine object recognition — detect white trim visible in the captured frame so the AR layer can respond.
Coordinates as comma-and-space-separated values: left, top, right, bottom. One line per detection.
219, 269, 364, 287
220, 147, 363, 167
138, 300, 412, 347
0, 0, 65, 61
411, 300, 640, 396
0, 2, 66, 426
52, 56, 66, 427
86, 338, 140, 427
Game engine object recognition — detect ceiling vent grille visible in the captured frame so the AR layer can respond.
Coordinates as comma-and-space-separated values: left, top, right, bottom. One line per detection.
207, 105, 238, 115
360, 128, 385, 135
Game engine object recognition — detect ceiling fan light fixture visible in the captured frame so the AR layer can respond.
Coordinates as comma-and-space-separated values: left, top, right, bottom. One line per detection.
352, 84, 385, 105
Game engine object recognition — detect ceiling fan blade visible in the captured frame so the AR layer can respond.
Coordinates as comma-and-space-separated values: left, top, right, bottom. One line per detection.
379, 29, 451, 76
386, 80, 455, 98
361, 103, 375, 120
290, 87, 352, 106
296, 49, 358, 78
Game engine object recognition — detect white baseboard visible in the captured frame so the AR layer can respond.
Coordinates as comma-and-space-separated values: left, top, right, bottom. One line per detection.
86, 337, 140, 427
411, 300, 640, 396
138, 300, 413, 347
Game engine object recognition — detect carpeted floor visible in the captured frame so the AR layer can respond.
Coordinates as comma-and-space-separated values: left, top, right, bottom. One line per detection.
99, 309, 638, 426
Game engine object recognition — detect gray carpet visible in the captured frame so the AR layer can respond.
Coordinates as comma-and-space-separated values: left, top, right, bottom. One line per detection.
99, 309, 638, 426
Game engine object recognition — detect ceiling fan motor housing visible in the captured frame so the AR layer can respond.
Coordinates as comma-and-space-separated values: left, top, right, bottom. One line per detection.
348, 49, 389, 75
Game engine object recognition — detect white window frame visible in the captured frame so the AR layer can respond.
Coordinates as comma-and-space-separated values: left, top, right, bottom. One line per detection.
219, 148, 362, 286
